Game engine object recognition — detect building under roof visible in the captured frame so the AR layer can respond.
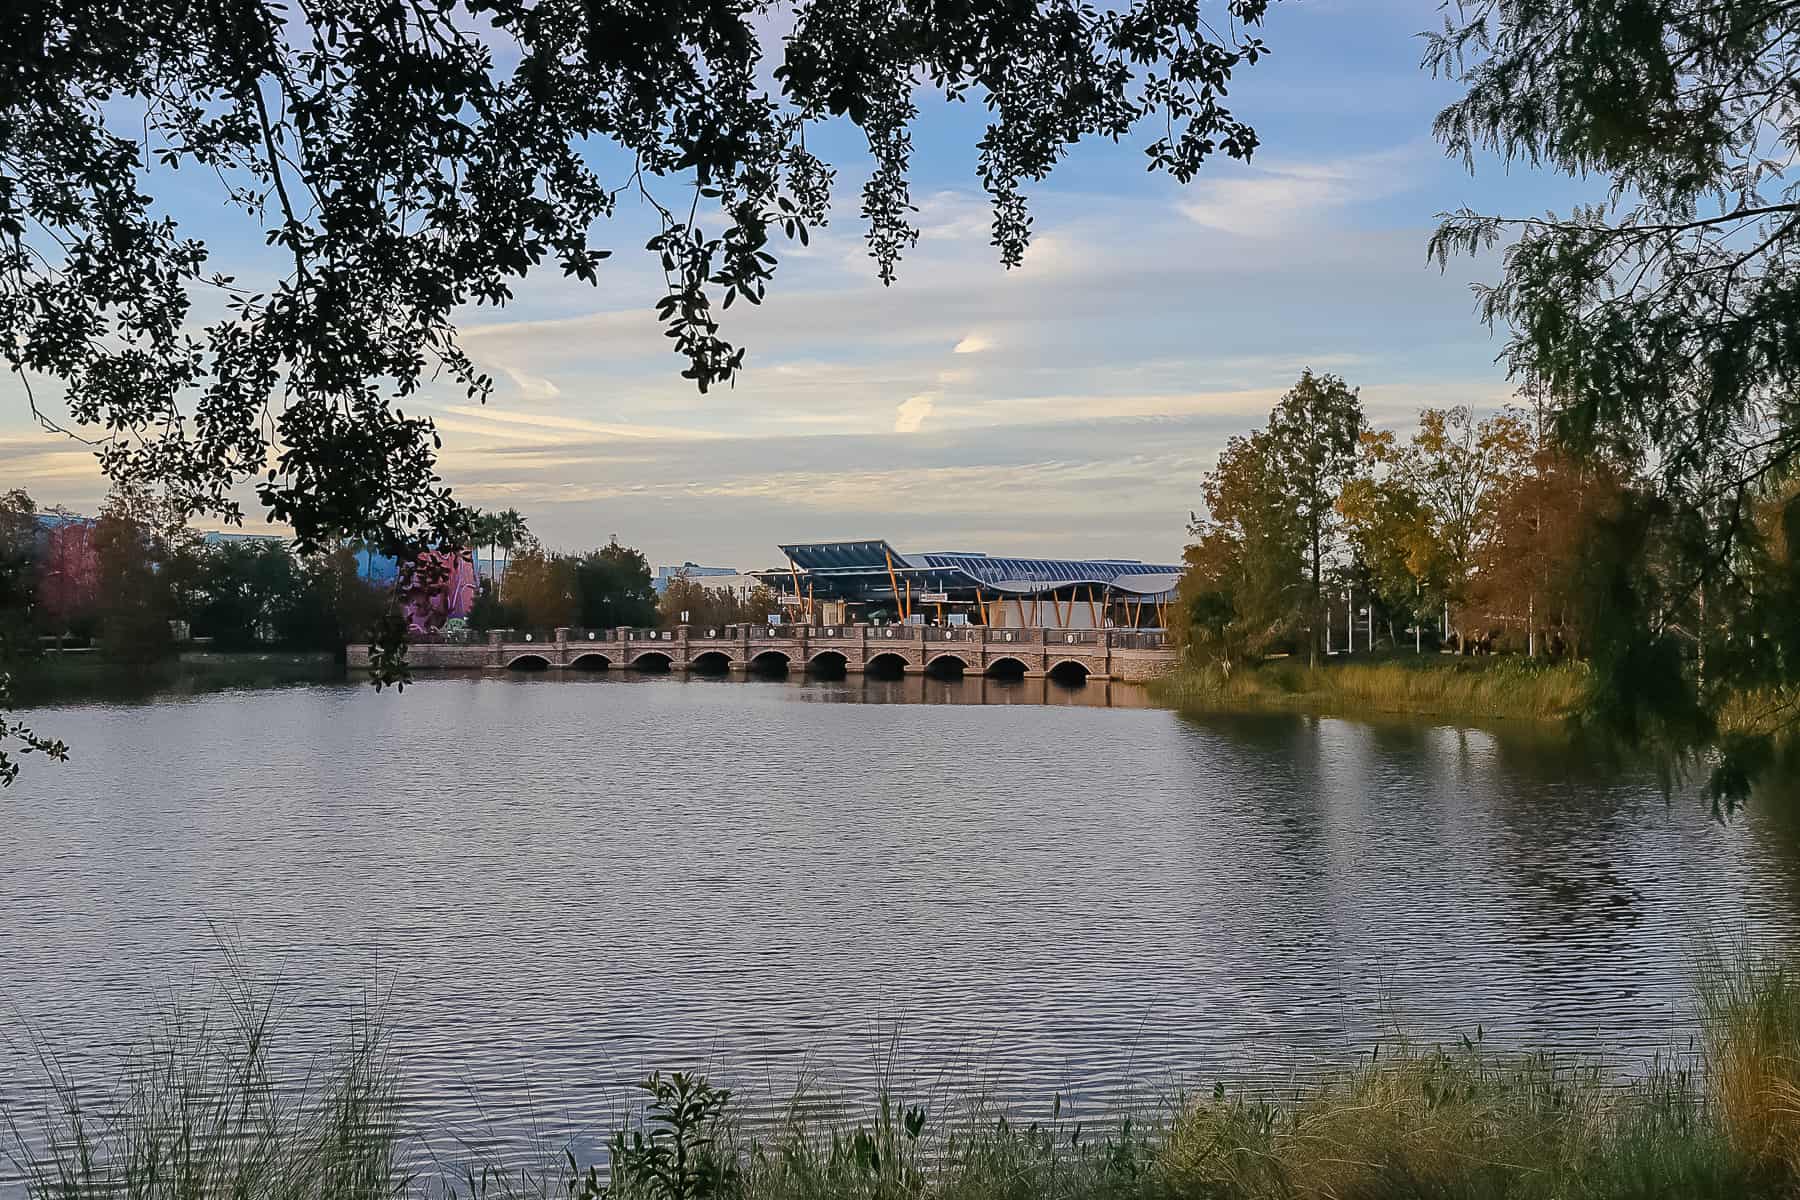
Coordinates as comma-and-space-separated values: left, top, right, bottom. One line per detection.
756, 539, 1180, 629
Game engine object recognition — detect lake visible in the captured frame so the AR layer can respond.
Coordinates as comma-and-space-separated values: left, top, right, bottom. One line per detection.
3, 669, 1798, 1172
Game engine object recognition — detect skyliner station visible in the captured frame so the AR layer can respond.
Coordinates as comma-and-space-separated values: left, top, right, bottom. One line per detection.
755, 539, 1180, 629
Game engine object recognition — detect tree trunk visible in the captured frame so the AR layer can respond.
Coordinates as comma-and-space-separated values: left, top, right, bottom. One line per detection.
1698, 579, 1707, 688
1310, 527, 1321, 669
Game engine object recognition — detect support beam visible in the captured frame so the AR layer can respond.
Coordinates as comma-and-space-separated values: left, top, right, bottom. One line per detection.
884, 548, 903, 622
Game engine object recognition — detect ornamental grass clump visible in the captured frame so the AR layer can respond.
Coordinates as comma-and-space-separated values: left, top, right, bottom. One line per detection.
1158, 1037, 1757, 1200
1697, 943, 1800, 1178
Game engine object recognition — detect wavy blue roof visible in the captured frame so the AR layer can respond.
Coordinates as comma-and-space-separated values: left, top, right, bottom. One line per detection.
773, 540, 1181, 600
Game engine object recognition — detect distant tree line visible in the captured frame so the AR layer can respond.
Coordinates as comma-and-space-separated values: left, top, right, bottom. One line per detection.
467, 536, 658, 632
0, 485, 388, 661
1179, 371, 1799, 726
2, 490, 732, 660
656, 574, 781, 630
463, 535, 776, 632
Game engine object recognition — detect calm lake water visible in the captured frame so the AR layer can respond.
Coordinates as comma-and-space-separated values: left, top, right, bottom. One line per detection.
4, 669, 1799, 1171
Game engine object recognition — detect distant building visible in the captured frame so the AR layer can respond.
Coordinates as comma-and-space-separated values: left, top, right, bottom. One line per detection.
754, 539, 1180, 629
201, 530, 286, 546
654, 562, 740, 594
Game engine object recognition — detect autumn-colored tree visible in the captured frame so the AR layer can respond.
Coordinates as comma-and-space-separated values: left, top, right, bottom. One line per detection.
659, 574, 719, 627
1401, 407, 1531, 634
1178, 429, 1306, 672
658, 574, 764, 628
501, 548, 578, 630
91, 485, 180, 661
1337, 430, 1434, 648
1470, 439, 1629, 658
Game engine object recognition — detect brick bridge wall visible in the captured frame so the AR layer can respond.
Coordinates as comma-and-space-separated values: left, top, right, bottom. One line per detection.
348, 624, 1178, 683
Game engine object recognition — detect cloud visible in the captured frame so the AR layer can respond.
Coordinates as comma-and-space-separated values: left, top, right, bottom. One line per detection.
893, 391, 938, 433
497, 364, 561, 400
1177, 145, 1423, 238
434, 404, 728, 442
953, 332, 992, 354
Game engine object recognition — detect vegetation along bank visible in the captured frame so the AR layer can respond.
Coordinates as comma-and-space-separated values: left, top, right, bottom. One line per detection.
11, 947, 1800, 1200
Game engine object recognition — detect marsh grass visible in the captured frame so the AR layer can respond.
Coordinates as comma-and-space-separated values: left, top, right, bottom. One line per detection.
1160, 1039, 1756, 1200
3, 984, 403, 1200
13, 952, 1800, 1200
1152, 656, 1590, 724
1697, 942, 1800, 1177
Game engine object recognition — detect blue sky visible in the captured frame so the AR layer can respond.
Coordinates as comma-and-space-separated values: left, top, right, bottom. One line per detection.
1, 1, 1594, 571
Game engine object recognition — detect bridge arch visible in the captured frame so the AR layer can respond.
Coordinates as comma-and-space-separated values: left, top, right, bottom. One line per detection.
629, 650, 674, 672
924, 652, 969, 680
504, 653, 552, 671
985, 656, 1029, 679
865, 652, 909, 680
567, 652, 611, 671
748, 649, 791, 678
805, 649, 848, 679
690, 650, 733, 675
1047, 659, 1092, 685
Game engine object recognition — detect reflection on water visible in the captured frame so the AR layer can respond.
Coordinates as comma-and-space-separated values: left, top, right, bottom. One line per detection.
542, 669, 1152, 707
2, 674, 1798, 1174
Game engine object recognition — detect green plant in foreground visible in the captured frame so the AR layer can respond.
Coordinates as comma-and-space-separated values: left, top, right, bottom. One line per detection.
572, 1072, 739, 1200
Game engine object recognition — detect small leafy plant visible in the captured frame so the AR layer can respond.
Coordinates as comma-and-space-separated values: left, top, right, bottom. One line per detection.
570, 1072, 739, 1200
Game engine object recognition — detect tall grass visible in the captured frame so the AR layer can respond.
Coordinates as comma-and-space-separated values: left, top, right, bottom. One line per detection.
1152, 656, 1590, 724
12, 949, 1800, 1200
1697, 942, 1800, 1177
3, 986, 402, 1200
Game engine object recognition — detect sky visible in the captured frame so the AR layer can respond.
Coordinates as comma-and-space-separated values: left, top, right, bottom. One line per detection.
1, 0, 1597, 572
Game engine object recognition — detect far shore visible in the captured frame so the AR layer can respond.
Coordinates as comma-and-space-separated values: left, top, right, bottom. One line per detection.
1150, 654, 1590, 726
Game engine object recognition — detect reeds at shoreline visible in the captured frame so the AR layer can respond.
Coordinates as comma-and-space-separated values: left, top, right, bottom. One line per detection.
10, 947, 1800, 1199
1151, 656, 1591, 724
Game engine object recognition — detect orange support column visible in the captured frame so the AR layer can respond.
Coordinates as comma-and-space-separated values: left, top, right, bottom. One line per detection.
884, 549, 903, 621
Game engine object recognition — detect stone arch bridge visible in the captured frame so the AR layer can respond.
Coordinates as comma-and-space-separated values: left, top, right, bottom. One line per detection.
349, 624, 1177, 683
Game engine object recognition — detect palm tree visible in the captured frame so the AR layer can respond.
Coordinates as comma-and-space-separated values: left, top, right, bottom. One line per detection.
467, 509, 497, 594
493, 509, 527, 599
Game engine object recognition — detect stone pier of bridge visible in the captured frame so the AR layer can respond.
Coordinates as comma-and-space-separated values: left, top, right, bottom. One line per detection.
348, 623, 1178, 684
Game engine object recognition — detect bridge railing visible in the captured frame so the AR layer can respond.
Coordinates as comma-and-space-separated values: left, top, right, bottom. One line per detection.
1110, 631, 1168, 649
483, 627, 557, 644
620, 627, 680, 642
408, 629, 484, 645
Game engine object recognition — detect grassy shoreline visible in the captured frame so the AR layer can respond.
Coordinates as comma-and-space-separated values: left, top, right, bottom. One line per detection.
1150, 655, 1591, 725
9, 949, 1800, 1199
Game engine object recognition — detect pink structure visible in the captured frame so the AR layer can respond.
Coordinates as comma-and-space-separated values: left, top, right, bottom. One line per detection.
401, 548, 477, 634
36, 520, 100, 627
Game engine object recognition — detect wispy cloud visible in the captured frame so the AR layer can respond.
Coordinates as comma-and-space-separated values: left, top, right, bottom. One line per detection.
435, 404, 729, 442
953, 332, 992, 354
1177, 145, 1423, 238
497, 364, 561, 400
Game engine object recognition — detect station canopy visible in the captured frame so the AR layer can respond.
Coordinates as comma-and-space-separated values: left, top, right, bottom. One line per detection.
761, 539, 1181, 605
